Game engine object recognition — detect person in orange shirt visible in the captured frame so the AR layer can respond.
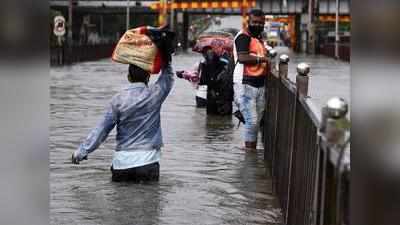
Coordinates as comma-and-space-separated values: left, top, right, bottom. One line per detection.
233, 9, 270, 150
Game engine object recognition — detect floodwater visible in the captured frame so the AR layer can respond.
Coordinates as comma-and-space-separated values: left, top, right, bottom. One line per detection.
50, 52, 283, 225
273, 47, 350, 110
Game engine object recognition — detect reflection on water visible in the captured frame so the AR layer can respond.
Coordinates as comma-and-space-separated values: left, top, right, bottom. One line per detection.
50, 53, 282, 225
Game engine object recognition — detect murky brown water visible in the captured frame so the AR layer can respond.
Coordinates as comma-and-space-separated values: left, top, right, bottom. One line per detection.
50, 52, 282, 225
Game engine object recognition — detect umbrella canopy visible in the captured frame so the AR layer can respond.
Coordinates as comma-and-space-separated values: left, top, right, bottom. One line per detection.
192, 31, 234, 56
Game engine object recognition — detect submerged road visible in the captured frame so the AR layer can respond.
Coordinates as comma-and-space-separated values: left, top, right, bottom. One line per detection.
50, 49, 349, 225
50, 52, 283, 225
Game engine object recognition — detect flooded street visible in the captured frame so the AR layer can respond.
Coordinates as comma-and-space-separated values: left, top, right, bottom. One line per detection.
50, 12, 350, 221
50, 52, 282, 225
50, 50, 349, 225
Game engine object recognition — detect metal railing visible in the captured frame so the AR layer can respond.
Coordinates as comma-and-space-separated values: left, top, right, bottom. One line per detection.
263, 54, 350, 225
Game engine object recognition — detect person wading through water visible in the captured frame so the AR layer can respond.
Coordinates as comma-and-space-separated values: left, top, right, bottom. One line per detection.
198, 45, 233, 115
233, 9, 270, 150
177, 44, 234, 115
72, 41, 174, 182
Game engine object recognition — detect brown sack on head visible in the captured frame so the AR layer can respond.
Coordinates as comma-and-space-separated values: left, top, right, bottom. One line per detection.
112, 26, 163, 74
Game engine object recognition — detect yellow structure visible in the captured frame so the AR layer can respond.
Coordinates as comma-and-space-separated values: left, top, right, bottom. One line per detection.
319, 15, 351, 23
150, 1, 256, 10
152, 0, 256, 27
241, 0, 248, 29
158, 0, 168, 26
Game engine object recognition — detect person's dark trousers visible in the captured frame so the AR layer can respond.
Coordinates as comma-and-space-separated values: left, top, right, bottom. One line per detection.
206, 100, 219, 115
207, 89, 220, 115
196, 96, 207, 108
111, 162, 160, 182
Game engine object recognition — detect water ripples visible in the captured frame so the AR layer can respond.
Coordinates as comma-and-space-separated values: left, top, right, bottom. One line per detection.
51, 53, 282, 225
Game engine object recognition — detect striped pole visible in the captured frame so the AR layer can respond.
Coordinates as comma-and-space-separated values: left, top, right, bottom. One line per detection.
158, 0, 167, 26
242, 0, 248, 29
335, 0, 340, 59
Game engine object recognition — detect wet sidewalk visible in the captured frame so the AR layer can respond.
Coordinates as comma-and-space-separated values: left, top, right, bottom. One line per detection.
50, 53, 282, 225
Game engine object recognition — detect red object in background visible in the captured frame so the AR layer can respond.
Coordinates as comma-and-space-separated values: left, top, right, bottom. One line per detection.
192, 32, 234, 57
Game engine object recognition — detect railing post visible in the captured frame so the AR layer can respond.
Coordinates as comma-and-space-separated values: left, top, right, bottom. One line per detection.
296, 63, 310, 97
265, 54, 290, 186
268, 49, 277, 58
268, 48, 277, 73
320, 97, 350, 225
321, 97, 349, 147
279, 54, 289, 79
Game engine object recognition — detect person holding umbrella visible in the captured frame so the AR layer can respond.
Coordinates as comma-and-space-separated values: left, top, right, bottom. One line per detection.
177, 34, 234, 115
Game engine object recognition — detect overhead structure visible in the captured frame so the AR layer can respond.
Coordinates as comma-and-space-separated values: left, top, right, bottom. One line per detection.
150, 0, 256, 15
50, 0, 351, 54
150, 0, 256, 10
255, 0, 350, 15
150, 0, 257, 27
50, 0, 350, 16
158, 0, 168, 25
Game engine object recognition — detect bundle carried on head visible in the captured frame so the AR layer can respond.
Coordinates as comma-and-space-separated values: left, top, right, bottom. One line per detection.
112, 25, 176, 74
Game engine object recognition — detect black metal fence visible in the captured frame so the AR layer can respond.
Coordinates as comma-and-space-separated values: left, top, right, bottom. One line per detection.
50, 44, 116, 66
263, 56, 350, 225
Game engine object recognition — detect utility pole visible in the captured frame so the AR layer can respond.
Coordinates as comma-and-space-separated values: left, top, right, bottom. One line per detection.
67, 0, 73, 64
335, 0, 340, 59
126, 0, 130, 30
158, 0, 167, 26
241, 0, 248, 29
170, 0, 174, 31
182, 11, 189, 51
307, 0, 315, 54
